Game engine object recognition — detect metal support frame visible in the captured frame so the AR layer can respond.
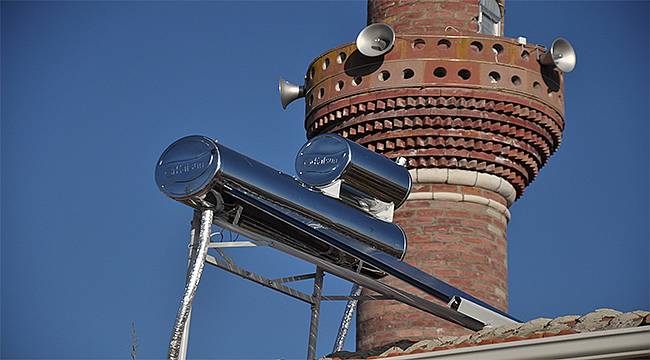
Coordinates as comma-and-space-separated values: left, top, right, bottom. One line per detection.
307, 268, 324, 360
205, 251, 386, 305
206, 216, 492, 358
202, 236, 394, 359
205, 253, 314, 304
213, 216, 485, 327
169, 211, 500, 359
273, 273, 317, 284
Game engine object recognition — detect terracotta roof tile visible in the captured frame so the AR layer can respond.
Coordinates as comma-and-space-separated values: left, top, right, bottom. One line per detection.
323, 309, 650, 360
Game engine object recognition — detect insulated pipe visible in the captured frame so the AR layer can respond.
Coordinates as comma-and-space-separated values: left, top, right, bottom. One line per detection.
178, 212, 201, 360
168, 209, 214, 360
332, 284, 362, 353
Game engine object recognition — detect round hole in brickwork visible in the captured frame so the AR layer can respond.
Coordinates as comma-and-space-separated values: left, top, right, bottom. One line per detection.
318, 88, 325, 98
322, 58, 330, 70
492, 43, 504, 55
437, 39, 451, 49
489, 71, 501, 83
352, 76, 362, 86
403, 68, 415, 79
337, 52, 347, 64
434, 67, 447, 78
309, 66, 315, 79
412, 38, 426, 50
470, 41, 483, 52
511, 75, 522, 86
521, 50, 530, 61
533, 81, 541, 90
378, 70, 390, 81
335, 80, 344, 91
458, 69, 471, 80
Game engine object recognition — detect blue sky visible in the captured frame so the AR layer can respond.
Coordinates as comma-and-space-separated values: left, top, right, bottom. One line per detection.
1, 1, 648, 359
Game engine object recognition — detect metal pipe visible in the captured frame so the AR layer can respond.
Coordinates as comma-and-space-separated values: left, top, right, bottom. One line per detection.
168, 209, 214, 360
307, 268, 324, 360
332, 284, 362, 353
178, 212, 200, 360
178, 309, 192, 360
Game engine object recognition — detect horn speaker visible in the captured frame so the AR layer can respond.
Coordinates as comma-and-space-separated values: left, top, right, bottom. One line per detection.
278, 78, 304, 109
539, 37, 576, 73
356, 23, 395, 57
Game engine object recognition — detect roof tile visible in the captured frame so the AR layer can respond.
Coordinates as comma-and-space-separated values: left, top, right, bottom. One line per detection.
323, 309, 649, 360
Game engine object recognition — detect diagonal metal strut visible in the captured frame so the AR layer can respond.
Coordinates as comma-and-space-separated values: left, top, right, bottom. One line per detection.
205, 254, 314, 304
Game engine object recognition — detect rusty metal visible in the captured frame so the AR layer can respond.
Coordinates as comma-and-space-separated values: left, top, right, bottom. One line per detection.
303, 35, 565, 122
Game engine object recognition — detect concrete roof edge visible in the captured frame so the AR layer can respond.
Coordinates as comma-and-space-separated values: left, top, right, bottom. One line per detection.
385, 327, 650, 360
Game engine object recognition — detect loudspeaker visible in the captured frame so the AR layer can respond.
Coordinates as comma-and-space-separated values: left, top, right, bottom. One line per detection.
539, 37, 576, 73
356, 23, 395, 57
278, 78, 304, 109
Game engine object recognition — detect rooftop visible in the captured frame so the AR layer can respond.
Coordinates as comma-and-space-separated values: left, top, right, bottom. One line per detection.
325, 309, 650, 359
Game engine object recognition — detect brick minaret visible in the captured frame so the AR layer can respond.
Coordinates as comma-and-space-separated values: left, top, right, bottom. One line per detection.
301, 0, 566, 351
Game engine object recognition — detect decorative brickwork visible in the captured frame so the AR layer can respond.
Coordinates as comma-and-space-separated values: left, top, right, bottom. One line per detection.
303, 35, 565, 198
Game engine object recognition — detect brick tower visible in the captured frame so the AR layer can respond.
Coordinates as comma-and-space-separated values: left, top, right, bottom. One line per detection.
301, 0, 566, 351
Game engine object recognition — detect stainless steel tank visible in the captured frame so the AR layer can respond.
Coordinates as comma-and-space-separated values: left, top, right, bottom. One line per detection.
155, 135, 407, 277
295, 134, 411, 208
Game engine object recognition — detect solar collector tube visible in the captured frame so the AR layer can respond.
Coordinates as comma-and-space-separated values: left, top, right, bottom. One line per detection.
295, 134, 412, 208
155, 135, 407, 263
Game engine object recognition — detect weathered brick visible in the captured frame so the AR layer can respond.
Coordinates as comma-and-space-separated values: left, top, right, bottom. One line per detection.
407, 200, 433, 209
446, 210, 473, 218
422, 225, 451, 233
358, 197, 508, 351
413, 208, 444, 217
368, 0, 480, 34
